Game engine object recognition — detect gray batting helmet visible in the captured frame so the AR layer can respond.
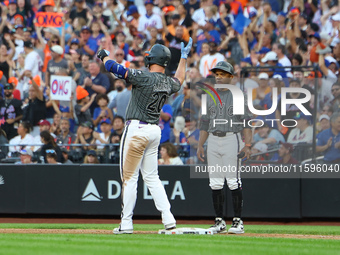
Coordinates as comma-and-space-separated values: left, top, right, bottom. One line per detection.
144, 44, 171, 67
210, 61, 234, 75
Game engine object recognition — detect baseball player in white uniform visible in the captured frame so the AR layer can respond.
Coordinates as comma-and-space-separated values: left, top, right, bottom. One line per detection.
197, 61, 253, 234
97, 38, 193, 234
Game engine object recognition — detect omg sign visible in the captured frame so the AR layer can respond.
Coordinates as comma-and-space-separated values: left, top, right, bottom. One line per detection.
50, 75, 72, 100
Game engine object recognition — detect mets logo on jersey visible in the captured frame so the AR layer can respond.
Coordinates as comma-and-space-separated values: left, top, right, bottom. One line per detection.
227, 106, 233, 117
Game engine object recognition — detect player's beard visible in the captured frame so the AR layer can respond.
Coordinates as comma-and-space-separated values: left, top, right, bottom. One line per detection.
4, 91, 12, 98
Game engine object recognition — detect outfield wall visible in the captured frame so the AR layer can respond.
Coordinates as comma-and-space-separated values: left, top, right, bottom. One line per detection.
0, 164, 339, 219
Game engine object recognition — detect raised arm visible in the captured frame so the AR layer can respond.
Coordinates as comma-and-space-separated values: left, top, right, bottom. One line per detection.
97, 50, 128, 79
174, 38, 193, 85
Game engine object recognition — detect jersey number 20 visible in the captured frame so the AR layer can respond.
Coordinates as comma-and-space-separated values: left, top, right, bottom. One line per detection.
147, 93, 167, 113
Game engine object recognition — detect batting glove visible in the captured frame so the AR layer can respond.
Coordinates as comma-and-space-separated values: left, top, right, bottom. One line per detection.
97, 49, 110, 61
181, 37, 193, 59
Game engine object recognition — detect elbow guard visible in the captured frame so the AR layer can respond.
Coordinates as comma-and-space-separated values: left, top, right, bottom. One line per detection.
105, 60, 128, 79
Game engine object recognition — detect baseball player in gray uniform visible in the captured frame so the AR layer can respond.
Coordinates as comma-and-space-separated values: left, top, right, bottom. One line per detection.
197, 61, 253, 234
97, 38, 193, 234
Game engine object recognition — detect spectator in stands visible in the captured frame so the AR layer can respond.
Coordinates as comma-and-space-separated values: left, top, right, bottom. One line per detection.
109, 115, 125, 145
49, 112, 62, 136
169, 116, 186, 146
79, 26, 98, 57
84, 61, 110, 113
318, 52, 338, 83
276, 142, 299, 164
93, 94, 114, 133
172, 82, 200, 121
0, 126, 9, 160
40, 130, 63, 163
253, 73, 271, 106
32, 119, 54, 152
162, 15, 188, 75
8, 121, 34, 155
45, 149, 60, 164
260, 51, 287, 78
22, 72, 46, 136
193, 18, 221, 56
250, 142, 268, 161
142, 27, 165, 52
15, 148, 34, 164
84, 150, 100, 164
317, 114, 331, 134
0, 83, 23, 140
61, 147, 73, 164
159, 104, 173, 144
20, 40, 43, 87
74, 120, 96, 152
158, 142, 184, 165
183, 118, 199, 164
253, 123, 285, 149
75, 54, 91, 86
321, 104, 333, 117
287, 113, 313, 144
113, 31, 129, 59
75, 86, 96, 124
108, 79, 132, 119
45, 45, 69, 87
272, 43, 292, 77
94, 118, 112, 150
317, 112, 340, 163
0, 35, 16, 81
276, 78, 312, 138
56, 118, 76, 147
330, 83, 340, 112
69, 0, 87, 22
199, 41, 225, 78
137, 0, 163, 40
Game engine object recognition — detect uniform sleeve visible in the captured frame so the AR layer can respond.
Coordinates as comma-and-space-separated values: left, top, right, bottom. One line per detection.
126, 69, 150, 87
169, 77, 181, 94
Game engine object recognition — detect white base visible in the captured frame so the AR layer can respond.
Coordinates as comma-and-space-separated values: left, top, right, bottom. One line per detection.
158, 228, 214, 235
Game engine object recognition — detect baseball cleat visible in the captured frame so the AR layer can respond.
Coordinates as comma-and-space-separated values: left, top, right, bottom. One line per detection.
208, 218, 227, 234
165, 223, 176, 230
228, 217, 244, 234
113, 227, 133, 234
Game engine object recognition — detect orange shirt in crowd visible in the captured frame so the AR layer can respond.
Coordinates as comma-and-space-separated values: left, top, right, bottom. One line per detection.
164, 25, 190, 42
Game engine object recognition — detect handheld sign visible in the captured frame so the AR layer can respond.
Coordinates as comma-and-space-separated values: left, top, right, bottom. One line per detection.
35, 12, 64, 27
50, 75, 72, 100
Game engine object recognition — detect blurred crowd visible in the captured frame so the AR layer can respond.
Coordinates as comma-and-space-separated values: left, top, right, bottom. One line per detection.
0, 0, 340, 164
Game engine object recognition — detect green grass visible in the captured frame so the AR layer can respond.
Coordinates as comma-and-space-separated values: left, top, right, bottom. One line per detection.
0, 224, 340, 255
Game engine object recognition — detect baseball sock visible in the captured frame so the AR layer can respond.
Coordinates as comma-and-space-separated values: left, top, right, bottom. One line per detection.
231, 188, 243, 218
212, 189, 224, 219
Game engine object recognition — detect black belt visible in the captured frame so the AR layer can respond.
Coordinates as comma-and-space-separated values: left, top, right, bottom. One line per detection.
212, 131, 238, 137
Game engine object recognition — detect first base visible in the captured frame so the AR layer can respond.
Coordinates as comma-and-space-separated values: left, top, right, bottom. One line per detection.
158, 228, 214, 235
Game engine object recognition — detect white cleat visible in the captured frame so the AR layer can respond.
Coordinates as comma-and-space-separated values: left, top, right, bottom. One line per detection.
228, 217, 244, 234
208, 218, 227, 234
113, 227, 133, 234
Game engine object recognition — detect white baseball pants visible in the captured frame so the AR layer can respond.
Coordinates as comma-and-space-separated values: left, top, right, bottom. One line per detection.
119, 120, 175, 230
207, 132, 243, 190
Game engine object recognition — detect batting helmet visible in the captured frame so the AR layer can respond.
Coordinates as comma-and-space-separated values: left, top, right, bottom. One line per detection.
144, 44, 171, 67
210, 61, 234, 75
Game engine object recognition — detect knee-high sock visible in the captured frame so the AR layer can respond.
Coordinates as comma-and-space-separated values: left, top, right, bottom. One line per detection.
231, 188, 243, 218
212, 189, 224, 219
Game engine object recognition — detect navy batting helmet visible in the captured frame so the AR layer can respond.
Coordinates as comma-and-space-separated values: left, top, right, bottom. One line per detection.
144, 44, 171, 67
210, 61, 234, 75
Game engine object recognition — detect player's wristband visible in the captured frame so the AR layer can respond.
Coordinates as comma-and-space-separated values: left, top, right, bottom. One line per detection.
245, 144, 252, 147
